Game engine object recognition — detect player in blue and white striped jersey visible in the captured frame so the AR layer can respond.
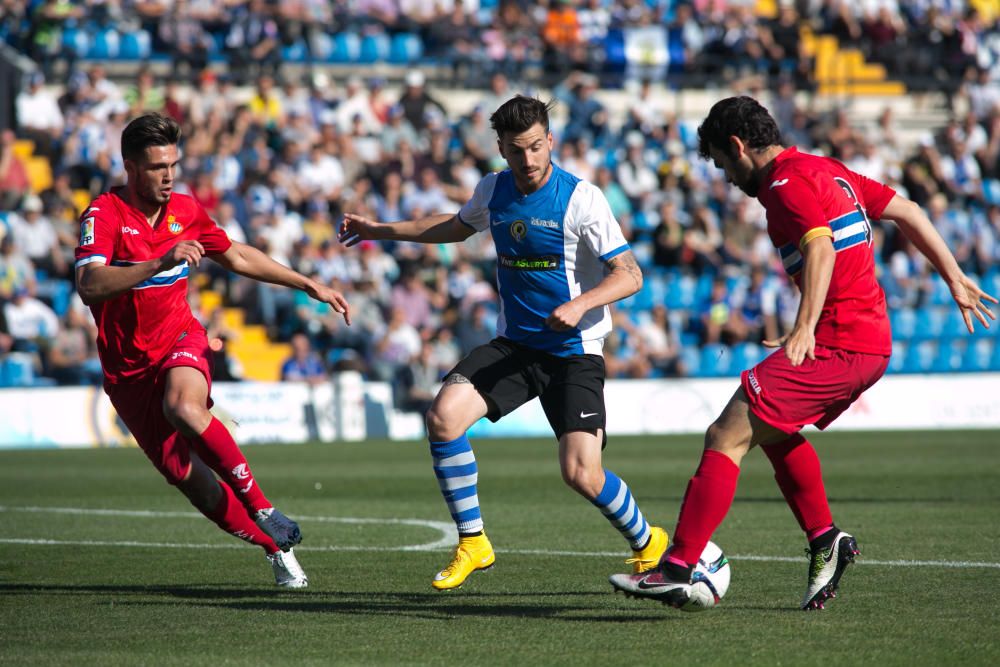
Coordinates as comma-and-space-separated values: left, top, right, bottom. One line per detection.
339, 96, 668, 590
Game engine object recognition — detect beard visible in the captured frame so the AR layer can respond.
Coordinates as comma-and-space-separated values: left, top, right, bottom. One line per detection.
737, 171, 761, 198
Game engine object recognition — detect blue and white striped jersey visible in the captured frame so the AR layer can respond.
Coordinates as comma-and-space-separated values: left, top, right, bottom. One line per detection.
458, 164, 630, 357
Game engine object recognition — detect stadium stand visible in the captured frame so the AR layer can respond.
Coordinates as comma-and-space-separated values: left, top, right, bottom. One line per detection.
0, 0, 998, 392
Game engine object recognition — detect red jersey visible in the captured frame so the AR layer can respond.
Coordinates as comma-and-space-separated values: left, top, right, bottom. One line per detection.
74, 189, 232, 383
756, 147, 895, 355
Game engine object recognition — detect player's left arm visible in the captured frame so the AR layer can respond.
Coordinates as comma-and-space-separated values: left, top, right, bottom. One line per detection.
880, 194, 996, 331
545, 250, 642, 332
212, 241, 351, 325
771, 235, 835, 366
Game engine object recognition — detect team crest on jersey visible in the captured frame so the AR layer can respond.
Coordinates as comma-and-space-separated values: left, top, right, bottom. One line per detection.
510, 219, 527, 242
167, 215, 183, 234
80, 216, 95, 246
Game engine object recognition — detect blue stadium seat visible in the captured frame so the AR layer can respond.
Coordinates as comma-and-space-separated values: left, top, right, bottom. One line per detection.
887, 340, 908, 373
389, 32, 423, 64
699, 343, 732, 377
665, 274, 697, 310
0, 354, 36, 387
603, 30, 626, 69
330, 32, 361, 63
119, 30, 151, 60
890, 307, 917, 340
62, 27, 90, 58
730, 342, 764, 371
308, 32, 333, 61
679, 345, 701, 377
915, 307, 947, 340
902, 340, 936, 373
359, 33, 390, 63
281, 39, 308, 62
962, 338, 994, 372
88, 28, 120, 59
931, 339, 965, 373
694, 272, 714, 303
928, 276, 953, 306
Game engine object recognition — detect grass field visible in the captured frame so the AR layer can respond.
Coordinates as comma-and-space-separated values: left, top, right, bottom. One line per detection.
2, 430, 999, 666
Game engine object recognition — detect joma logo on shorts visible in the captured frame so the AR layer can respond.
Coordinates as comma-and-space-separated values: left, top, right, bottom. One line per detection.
170, 351, 199, 362
747, 369, 762, 395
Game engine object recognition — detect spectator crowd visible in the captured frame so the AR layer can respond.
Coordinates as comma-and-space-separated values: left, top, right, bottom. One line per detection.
1, 0, 999, 402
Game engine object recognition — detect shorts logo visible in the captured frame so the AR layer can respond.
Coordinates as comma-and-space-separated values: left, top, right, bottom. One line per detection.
167, 215, 183, 234
232, 463, 250, 480
510, 219, 527, 242
747, 369, 762, 395
170, 351, 199, 362
81, 217, 95, 246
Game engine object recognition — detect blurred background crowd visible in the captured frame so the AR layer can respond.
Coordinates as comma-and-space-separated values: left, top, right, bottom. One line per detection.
1, 0, 999, 408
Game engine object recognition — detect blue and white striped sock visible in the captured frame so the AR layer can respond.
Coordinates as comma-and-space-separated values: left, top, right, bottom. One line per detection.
430, 434, 483, 535
592, 469, 651, 550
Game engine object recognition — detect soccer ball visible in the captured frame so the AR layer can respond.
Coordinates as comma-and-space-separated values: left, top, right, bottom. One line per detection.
679, 540, 731, 612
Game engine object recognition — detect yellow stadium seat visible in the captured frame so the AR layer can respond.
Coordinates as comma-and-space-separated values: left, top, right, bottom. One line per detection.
26, 156, 53, 193
12, 139, 35, 160
72, 189, 92, 216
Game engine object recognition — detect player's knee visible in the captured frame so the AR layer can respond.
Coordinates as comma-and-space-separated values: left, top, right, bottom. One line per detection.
425, 406, 460, 441
705, 420, 747, 458
561, 462, 603, 498
164, 398, 210, 436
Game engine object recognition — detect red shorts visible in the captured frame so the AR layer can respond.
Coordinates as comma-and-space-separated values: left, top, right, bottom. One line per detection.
740, 344, 889, 434
104, 328, 214, 485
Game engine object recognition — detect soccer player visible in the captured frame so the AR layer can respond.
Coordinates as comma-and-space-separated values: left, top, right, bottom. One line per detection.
74, 113, 351, 588
610, 96, 997, 610
339, 95, 668, 590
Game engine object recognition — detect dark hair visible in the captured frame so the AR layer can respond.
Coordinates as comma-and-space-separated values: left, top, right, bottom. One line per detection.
121, 113, 181, 162
490, 95, 555, 137
697, 96, 781, 160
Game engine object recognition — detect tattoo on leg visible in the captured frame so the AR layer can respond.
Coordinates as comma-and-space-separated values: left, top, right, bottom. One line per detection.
444, 374, 472, 385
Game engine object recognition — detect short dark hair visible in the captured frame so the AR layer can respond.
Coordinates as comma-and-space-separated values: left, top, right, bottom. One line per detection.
697, 96, 781, 160
121, 113, 181, 162
490, 95, 555, 137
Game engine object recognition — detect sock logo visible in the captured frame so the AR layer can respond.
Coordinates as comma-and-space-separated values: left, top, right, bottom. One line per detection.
232, 463, 251, 480
239, 479, 254, 494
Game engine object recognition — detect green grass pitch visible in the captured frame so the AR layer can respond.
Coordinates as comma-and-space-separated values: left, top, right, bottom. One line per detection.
1, 430, 999, 666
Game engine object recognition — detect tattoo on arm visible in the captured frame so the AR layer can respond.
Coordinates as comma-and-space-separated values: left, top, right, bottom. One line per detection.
607, 252, 642, 291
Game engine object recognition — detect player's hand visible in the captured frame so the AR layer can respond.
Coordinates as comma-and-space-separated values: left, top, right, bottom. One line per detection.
159, 240, 205, 270
545, 300, 586, 331
948, 274, 997, 332
338, 213, 381, 247
764, 326, 816, 367
305, 282, 351, 325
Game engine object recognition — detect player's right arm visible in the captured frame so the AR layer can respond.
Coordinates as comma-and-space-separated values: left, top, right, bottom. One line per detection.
338, 212, 474, 246
76, 240, 205, 305
880, 194, 997, 331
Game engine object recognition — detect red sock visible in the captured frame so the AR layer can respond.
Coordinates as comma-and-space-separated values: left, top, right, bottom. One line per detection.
762, 434, 833, 536
204, 481, 279, 554
191, 417, 271, 515
671, 449, 741, 565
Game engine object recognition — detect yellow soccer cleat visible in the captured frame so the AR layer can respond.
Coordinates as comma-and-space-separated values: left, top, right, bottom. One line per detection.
626, 526, 670, 574
432, 533, 496, 590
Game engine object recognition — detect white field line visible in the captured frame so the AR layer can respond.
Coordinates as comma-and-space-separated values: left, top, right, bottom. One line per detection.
2, 505, 999, 570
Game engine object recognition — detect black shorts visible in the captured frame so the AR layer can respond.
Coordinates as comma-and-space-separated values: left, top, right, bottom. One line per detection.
448, 337, 607, 442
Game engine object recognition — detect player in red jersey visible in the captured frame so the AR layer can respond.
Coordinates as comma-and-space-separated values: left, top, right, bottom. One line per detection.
74, 113, 350, 588
610, 96, 997, 609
